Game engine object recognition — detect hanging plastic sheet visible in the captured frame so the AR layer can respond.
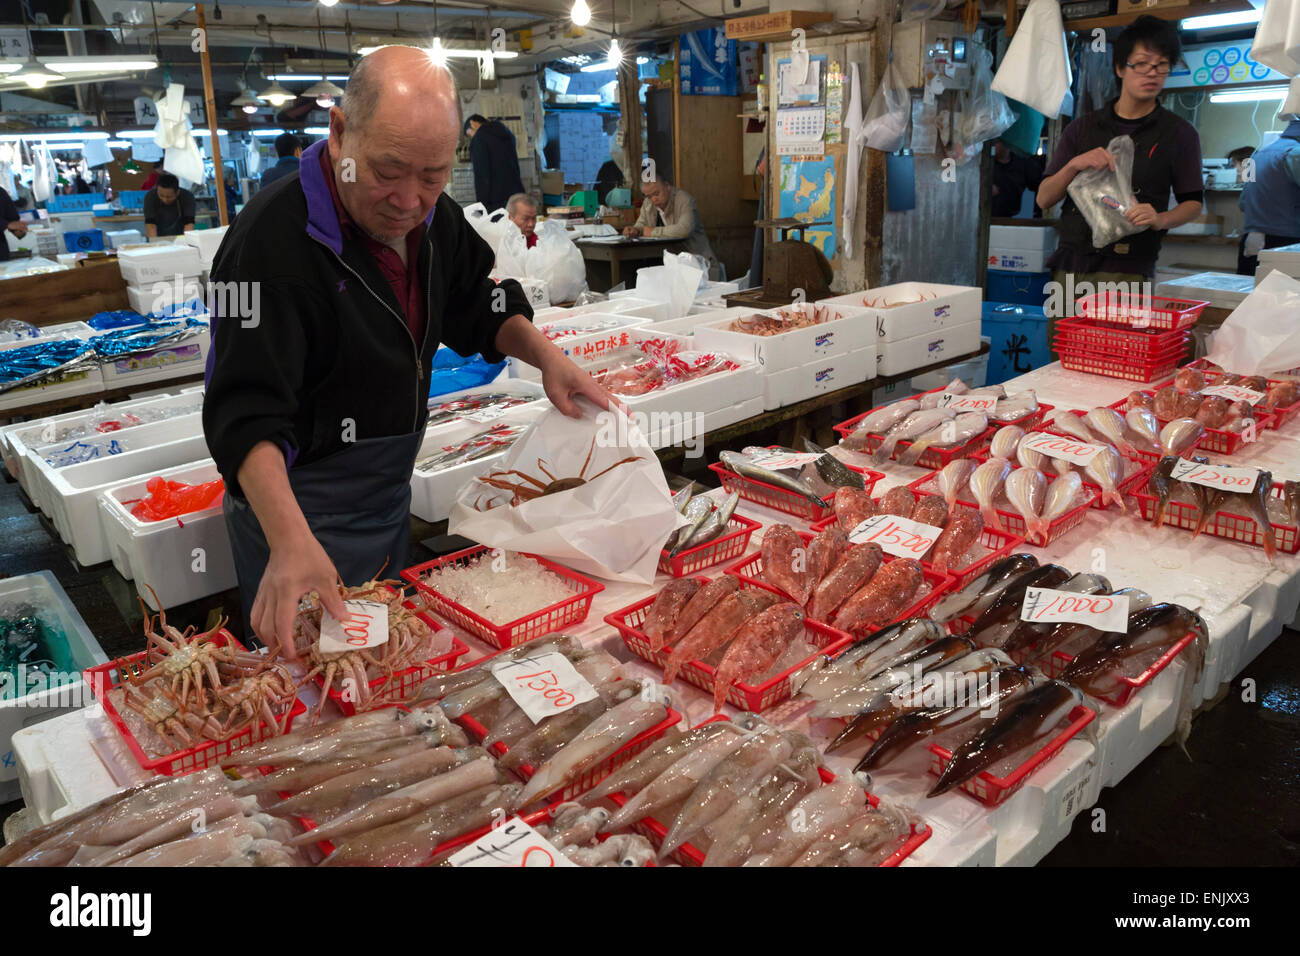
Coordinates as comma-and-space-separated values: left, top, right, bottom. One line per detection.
991, 0, 1073, 118
1252, 0, 1300, 76
427, 347, 508, 401
863, 56, 911, 152
0, 338, 97, 394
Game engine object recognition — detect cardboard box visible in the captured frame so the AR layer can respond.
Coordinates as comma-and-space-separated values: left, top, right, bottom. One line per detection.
820, 282, 982, 344
541, 170, 565, 195
724, 10, 833, 41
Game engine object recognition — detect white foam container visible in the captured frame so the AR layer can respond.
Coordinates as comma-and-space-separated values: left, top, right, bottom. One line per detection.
601, 293, 673, 322
115, 243, 203, 285
105, 229, 146, 250
177, 225, 228, 270
34, 414, 209, 565
427, 378, 548, 431
508, 313, 651, 380
97, 327, 210, 389
0, 571, 108, 802
97, 459, 233, 610
1256, 242, 1300, 285
821, 282, 983, 343
988, 224, 1057, 273
1155, 272, 1253, 311
988, 247, 1052, 273
693, 303, 874, 375
126, 277, 204, 316
875, 317, 983, 376
761, 348, 876, 410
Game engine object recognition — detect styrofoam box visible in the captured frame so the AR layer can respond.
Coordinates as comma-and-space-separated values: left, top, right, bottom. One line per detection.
909, 337, 991, 391
696, 280, 740, 300
428, 378, 548, 431
508, 314, 651, 380
762, 348, 876, 410
1256, 243, 1300, 285
410, 405, 546, 522
987, 248, 1052, 273
821, 282, 983, 343
1156, 272, 1254, 311
98, 328, 210, 389
126, 277, 205, 316
116, 243, 203, 285
693, 304, 874, 375
876, 317, 983, 376
35, 415, 208, 566
98, 460, 234, 610
177, 225, 228, 269
0, 571, 108, 801
105, 229, 145, 250
602, 293, 673, 322
989, 224, 1057, 254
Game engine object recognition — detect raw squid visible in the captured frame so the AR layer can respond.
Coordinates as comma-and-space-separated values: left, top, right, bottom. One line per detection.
809, 635, 975, 719
929, 553, 1038, 624
795, 617, 942, 700
789, 804, 913, 867
584, 721, 744, 802
744, 780, 866, 867
701, 761, 822, 867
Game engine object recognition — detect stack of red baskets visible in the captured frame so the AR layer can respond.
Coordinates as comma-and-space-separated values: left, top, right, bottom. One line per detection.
1053, 290, 1208, 382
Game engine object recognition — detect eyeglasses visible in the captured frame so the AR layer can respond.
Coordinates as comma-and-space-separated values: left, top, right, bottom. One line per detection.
1126, 61, 1171, 76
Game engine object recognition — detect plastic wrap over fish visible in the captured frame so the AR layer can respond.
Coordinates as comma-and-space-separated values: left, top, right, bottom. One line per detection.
0, 338, 98, 394
88, 317, 209, 359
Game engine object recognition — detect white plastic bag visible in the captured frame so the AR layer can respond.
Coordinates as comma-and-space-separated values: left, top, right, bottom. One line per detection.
634, 252, 705, 319
1205, 271, 1300, 375
448, 398, 683, 584
529, 219, 587, 303
991, 0, 1073, 119
958, 48, 1017, 157
463, 202, 512, 251
1067, 135, 1145, 249
495, 227, 530, 279
862, 58, 911, 152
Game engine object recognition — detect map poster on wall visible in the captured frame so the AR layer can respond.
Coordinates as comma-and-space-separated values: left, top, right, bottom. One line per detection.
778, 154, 837, 260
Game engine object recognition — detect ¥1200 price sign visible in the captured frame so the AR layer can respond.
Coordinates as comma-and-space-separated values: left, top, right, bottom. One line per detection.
448, 817, 577, 867
848, 513, 943, 558
1200, 384, 1266, 405
491, 651, 598, 723
1169, 458, 1260, 494
1020, 587, 1130, 633
319, 599, 390, 654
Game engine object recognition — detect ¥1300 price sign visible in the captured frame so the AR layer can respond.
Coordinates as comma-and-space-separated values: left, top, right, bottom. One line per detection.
848, 513, 943, 558
448, 817, 576, 867
491, 651, 598, 723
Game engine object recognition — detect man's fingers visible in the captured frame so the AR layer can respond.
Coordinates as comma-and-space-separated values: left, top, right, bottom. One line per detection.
275, 597, 297, 661
550, 386, 582, 418
320, 584, 348, 623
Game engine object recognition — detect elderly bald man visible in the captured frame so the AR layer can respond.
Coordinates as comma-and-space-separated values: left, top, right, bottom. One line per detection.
203, 47, 619, 654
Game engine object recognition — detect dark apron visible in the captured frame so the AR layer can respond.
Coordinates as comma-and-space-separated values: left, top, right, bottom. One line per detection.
224, 428, 423, 637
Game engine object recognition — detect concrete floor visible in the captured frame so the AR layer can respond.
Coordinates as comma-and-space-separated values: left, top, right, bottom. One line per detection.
1, 470, 1296, 864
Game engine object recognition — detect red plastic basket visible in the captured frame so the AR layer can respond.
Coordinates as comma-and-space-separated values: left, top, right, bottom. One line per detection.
973, 438, 1153, 513
724, 531, 953, 631
1037, 632, 1200, 708
455, 704, 683, 805
659, 514, 761, 577
928, 705, 1096, 807
708, 454, 882, 522
909, 466, 1099, 547
1132, 480, 1299, 555
402, 547, 604, 650
1055, 317, 1190, 356
1055, 339, 1188, 382
1168, 357, 1300, 432
1074, 292, 1208, 331
1106, 389, 1264, 457
603, 583, 852, 712
84, 631, 306, 776
809, 497, 1024, 591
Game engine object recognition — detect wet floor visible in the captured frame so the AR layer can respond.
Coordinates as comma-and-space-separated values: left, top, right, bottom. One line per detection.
1, 473, 1296, 863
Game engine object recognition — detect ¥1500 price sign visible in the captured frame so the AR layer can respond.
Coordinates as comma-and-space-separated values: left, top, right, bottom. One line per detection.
448, 817, 576, 867
319, 599, 390, 654
848, 513, 942, 558
1169, 458, 1260, 494
491, 651, 598, 723
1020, 587, 1130, 633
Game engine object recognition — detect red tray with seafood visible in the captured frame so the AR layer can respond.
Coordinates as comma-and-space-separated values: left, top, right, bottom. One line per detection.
1073, 291, 1208, 332
1164, 357, 1300, 431
659, 513, 761, 577
909, 466, 1099, 547
603, 583, 852, 712
84, 630, 307, 776
707, 455, 883, 523
1055, 340, 1188, 383
809, 501, 1023, 592
1132, 480, 1299, 556
402, 547, 605, 650
972, 436, 1154, 513
1105, 390, 1268, 457
1054, 317, 1190, 357
602, 720, 931, 866
724, 531, 953, 630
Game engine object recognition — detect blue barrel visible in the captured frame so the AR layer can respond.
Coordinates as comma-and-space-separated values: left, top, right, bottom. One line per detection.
986, 268, 1051, 308
983, 303, 1051, 385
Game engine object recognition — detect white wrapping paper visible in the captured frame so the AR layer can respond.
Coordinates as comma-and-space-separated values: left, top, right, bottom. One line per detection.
1205, 270, 1300, 375
448, 399, 684, 584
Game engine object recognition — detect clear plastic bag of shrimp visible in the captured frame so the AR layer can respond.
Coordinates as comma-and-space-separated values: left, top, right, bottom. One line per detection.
1066, 135, 1146, 249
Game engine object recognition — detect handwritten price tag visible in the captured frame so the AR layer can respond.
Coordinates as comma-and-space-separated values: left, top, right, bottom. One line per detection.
1020, 587, 1129, 633
1021, 432, 1105, 467
319, 600, 390, 654
462, 403, 507, 424
491, 651, 598, 723
938, 393, 997, 412
1169, 458, 1260, 493
448, 817, 577, 867
747, 450, 824, 471
849, 513, 943, 557
1201, 384, 1266, 405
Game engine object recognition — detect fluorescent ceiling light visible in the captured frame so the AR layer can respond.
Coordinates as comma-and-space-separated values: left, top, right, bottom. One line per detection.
580, 62, 616, 73
1181, 10, 1262, 30
356, 44, 517, 59
43, 57, 159, 73
44, 142, 86, 149
106, 140, 130, 148
304, 126, 329, 134
250, 129, 287, 137
1209, 85, 1289, 103
0, 131, 109, 142
266, 74, 350, 82
116, 128, 229, 138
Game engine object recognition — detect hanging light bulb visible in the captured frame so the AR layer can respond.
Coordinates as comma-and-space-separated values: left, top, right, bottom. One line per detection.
15, 56, 62, 89
258, 79, 295, 107
232, 91, 263, 114
428, 36, 448, 67
304, 79, 345, 109
607, 38, 622, 68
571, 0, 592, 27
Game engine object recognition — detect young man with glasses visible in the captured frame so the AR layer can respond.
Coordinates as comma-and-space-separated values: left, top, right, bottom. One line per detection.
1036, 16, 1203, 338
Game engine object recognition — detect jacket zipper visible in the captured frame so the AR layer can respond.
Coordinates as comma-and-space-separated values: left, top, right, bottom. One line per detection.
310, 234, 425, 433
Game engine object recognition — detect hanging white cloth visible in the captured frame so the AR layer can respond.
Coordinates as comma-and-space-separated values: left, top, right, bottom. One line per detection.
246, 140, 261, 175
82, 137, 114, 168
1252, 0, 1300, 77
1282, 75, 1300, 118
153, 83, 205, 183
841, 62, 865, 261
31, 141, 51, 203
991, 0, 1073, 119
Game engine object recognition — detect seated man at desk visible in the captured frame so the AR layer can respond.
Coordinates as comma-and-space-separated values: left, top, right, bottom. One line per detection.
143, 172, 196, 239
507, 193, 539, 249
624, 174, 719, 276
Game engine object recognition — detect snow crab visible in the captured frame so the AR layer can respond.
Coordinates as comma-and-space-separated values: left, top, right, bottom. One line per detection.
473, 436, 643, 509
860, 291, 936, 308
216, 663, 298, 739
123, 683, 225, 750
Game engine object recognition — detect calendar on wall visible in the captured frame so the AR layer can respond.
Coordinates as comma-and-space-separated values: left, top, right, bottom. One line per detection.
775, 107, 825, 156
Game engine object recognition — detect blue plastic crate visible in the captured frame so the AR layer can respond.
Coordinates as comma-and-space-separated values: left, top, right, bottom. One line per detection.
986, 268, 1050, 308
48, 192, 107, 213
63, 229, 105, 253
118, 190, 147, 211
982, 302, 1050, 385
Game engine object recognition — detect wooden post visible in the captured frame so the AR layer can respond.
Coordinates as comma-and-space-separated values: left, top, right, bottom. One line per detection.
617, 54, 642, 204
196, 5, 228, 226
1007, 0, 1019, 38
